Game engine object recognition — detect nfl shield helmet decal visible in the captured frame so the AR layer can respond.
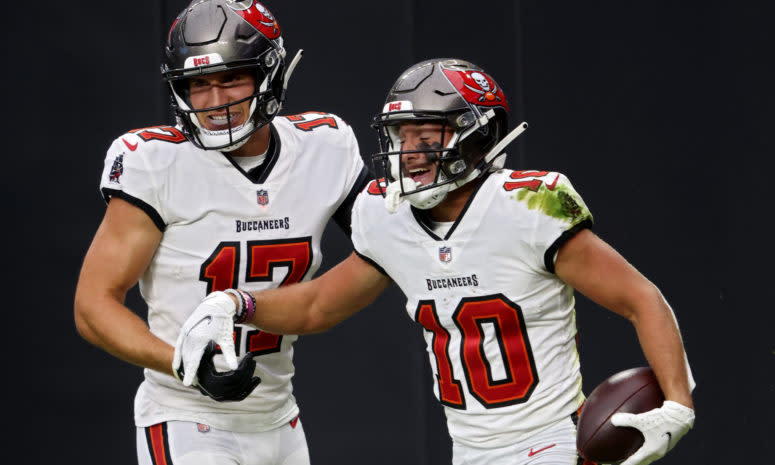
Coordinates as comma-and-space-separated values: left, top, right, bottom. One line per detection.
257, 189, 269, 206
439, 246, 452, 263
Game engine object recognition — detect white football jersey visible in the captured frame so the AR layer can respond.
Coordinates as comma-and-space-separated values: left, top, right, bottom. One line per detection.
351, 169, 594, 448
99, 113, 367, 432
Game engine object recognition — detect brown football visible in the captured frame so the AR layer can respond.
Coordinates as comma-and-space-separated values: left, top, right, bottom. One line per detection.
576, 367, 665, 463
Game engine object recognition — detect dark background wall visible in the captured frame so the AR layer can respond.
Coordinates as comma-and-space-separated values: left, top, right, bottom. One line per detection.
4, 1, 772, 463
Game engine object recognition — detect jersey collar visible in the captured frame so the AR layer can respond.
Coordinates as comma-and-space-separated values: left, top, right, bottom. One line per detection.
222, 123, 282, 184
410, 171, 492, 241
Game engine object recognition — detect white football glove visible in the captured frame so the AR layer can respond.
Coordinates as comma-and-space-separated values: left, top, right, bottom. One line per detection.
173, 291, 239, 386
610, 400, 695, 465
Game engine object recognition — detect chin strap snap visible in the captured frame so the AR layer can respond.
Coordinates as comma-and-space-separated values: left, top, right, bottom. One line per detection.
384, 177, 417, 213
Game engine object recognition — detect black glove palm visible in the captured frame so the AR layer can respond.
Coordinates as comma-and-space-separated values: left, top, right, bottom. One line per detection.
195, 341, 261, 402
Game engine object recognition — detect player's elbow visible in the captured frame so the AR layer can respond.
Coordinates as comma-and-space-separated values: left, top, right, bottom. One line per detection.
623, 280, 667, 325
73, 300, 95, 342
73, 290, 103, 344
296, 311, 341, 334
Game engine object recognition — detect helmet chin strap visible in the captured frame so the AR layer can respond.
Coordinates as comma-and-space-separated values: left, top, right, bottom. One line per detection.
384, 178, 452, 213
384, 177, 416, 213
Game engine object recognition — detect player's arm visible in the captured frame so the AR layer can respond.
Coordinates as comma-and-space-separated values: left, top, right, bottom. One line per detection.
249, 251, 391, 334
554, 229, 693, 408
173, 252, 390, 385
74, 197, 174, 376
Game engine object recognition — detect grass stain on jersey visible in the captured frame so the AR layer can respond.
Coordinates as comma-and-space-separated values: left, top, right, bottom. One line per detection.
514, 184, 589, 223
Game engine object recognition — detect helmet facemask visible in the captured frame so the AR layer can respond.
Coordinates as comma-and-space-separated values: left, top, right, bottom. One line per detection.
372, 108, 503, 211
161, 0, 303, 152
371, 58, 519, 213
165, 46, 286, 152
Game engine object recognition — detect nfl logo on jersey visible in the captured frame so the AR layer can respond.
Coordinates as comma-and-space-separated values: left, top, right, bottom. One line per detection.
439, 246, 452, 263
256, 189, 269, 206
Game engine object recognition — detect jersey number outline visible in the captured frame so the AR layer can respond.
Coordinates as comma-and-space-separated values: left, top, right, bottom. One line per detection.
199, 238, 313, 356
284, 112, 339, 132
129, 125, 187, 144
415, 294, 539, 409
503, 170, 550, 192
366, 178, 387, 196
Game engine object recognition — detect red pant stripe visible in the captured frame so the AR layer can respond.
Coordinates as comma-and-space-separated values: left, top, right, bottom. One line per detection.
144, 423, 173, 465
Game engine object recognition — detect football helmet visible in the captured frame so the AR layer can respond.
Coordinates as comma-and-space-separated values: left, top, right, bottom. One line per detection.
372, 58, 526, 211
161, 0, 302, 151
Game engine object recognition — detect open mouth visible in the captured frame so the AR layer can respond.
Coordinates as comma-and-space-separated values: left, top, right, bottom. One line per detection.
206, 112, 242, 129
408, 167, 434, 186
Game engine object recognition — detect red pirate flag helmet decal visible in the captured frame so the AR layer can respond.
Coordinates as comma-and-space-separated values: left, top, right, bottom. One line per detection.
441, 66, 509, 113
228, 0, 281, 40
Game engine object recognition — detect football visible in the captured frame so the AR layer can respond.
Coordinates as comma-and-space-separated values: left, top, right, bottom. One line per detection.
576, 367, 665, 464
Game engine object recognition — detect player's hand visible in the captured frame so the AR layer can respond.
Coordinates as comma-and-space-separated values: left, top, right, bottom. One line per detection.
195, 341, 261, 402
611, 400, 695, 465
173, 291, 239, 386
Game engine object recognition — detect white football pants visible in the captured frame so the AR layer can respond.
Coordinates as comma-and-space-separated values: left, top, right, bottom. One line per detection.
137, 417, 309, 465
451, 414, 597, 465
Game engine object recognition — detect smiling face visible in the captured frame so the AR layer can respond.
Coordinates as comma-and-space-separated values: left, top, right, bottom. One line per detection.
397, 122, 455, 187
188, 70, 255, 131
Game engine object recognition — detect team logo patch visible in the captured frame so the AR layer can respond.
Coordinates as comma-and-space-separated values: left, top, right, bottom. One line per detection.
197, 423, 210, 433
229, 0, 281, 40
441, 65, 509, 112
559, 191, 583, 218
257, 189, 269, 206
109, 154, 124, 183
439, 246, 452, 263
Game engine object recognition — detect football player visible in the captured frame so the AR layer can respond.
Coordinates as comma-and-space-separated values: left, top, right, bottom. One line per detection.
73, 1, 369, 464
174, 58, 696, 465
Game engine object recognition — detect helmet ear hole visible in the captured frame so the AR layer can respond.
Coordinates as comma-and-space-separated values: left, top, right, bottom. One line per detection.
264, 99, 279, 117
457, 110, 506, 169
448, 159, 467, 175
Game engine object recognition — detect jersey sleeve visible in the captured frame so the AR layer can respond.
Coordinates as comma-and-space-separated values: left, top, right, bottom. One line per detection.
99, 133, 166, 231
350, 186, 390, 276
526, 172, 593, 273
330, 117, 370, 236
